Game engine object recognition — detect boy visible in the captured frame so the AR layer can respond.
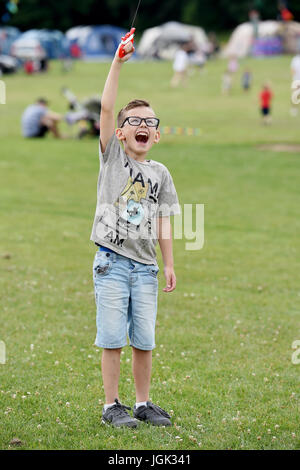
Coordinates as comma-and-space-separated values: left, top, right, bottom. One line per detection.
90, 37, 181, 428
259, 82, 273, 125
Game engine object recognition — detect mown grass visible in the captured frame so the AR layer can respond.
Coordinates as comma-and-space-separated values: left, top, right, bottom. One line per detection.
0, 55, 300, 450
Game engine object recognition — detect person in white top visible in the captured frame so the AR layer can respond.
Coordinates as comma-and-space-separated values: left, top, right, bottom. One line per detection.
171, 42, 190, 87
291, 54, 300, 80
290, 53, 300, 116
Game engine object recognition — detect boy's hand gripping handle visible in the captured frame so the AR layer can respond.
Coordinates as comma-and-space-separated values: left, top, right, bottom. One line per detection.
118, 28, 135, 58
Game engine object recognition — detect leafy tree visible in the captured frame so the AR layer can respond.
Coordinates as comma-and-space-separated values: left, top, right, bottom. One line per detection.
1, 0, 300, 32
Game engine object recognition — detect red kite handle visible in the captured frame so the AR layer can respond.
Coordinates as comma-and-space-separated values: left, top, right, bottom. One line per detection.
118, 28, 135, 58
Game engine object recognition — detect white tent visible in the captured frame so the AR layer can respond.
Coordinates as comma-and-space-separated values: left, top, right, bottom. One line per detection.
137, 21, 209, 60
65, 26, 92, 46
223, 21, 300, 58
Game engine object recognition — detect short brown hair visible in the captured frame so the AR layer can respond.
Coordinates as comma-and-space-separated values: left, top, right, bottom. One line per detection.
117, 99, 152, 127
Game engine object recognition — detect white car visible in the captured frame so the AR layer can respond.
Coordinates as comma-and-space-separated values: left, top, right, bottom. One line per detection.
11, 38, 46, 60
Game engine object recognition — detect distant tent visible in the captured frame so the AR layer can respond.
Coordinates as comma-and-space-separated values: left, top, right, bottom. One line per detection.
223, 21, 300, 58
65, 25, 127, 60
137, 21, 209, 60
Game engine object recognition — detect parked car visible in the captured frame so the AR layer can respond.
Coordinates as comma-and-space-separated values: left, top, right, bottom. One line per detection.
11, 37, 46, 60
11, 29, 69, 60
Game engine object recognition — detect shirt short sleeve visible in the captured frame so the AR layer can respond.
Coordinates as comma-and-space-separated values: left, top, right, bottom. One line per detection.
157, 168, 181, 217
99, 133, 121, 165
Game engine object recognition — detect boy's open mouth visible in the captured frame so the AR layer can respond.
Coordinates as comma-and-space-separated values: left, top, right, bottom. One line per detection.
135, 131, 149, 144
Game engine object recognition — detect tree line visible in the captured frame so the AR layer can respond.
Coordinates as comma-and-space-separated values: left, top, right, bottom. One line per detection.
1, 0, 300, 32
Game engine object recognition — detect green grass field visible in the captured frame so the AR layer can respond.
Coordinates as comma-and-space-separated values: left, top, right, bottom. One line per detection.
1, 56, 300, 450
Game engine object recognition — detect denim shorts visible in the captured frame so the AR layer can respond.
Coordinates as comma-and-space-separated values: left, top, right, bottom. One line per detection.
93, 250, 159, 351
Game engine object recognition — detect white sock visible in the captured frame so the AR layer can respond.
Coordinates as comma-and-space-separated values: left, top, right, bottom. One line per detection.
135, 401, 147, 409
104, 403, 115, 411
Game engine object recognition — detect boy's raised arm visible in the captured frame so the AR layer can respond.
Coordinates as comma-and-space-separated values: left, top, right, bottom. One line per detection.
100, 41, 135, 153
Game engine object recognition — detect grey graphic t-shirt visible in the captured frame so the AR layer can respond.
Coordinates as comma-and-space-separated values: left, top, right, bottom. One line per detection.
90, 134, 181, 265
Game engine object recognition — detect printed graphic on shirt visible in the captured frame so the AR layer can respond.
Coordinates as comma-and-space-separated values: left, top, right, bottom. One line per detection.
123, 161, 159, 203
99, 163, 160, 249
117, 175, 149, 225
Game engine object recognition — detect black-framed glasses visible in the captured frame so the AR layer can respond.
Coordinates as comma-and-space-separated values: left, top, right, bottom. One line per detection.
120, 116, 160, 129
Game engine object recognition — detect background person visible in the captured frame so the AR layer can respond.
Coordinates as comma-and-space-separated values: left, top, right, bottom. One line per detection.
259, 82, 273, 125
241, 68, 252, 92
221, 70, 232, 95
21, 98, 62, 138
290, 52, 300, 116
171, 42, 190, 87
228, 55, 239, 74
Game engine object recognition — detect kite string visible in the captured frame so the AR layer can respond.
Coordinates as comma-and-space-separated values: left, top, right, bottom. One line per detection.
130, 0, 142, 29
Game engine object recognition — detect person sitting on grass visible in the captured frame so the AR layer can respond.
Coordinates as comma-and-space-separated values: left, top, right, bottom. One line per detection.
21, 98, 62, 138
90, 35, 181, 428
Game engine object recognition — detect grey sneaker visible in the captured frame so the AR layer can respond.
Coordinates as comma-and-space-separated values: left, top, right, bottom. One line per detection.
133, 401, 172, 426
102, 399, 139, 428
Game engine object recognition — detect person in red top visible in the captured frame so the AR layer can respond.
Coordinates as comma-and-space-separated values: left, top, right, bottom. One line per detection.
280, 7, 293, 21
70, 42, 82, 59
278, 0, 294, 22
260, 83, 273, 125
